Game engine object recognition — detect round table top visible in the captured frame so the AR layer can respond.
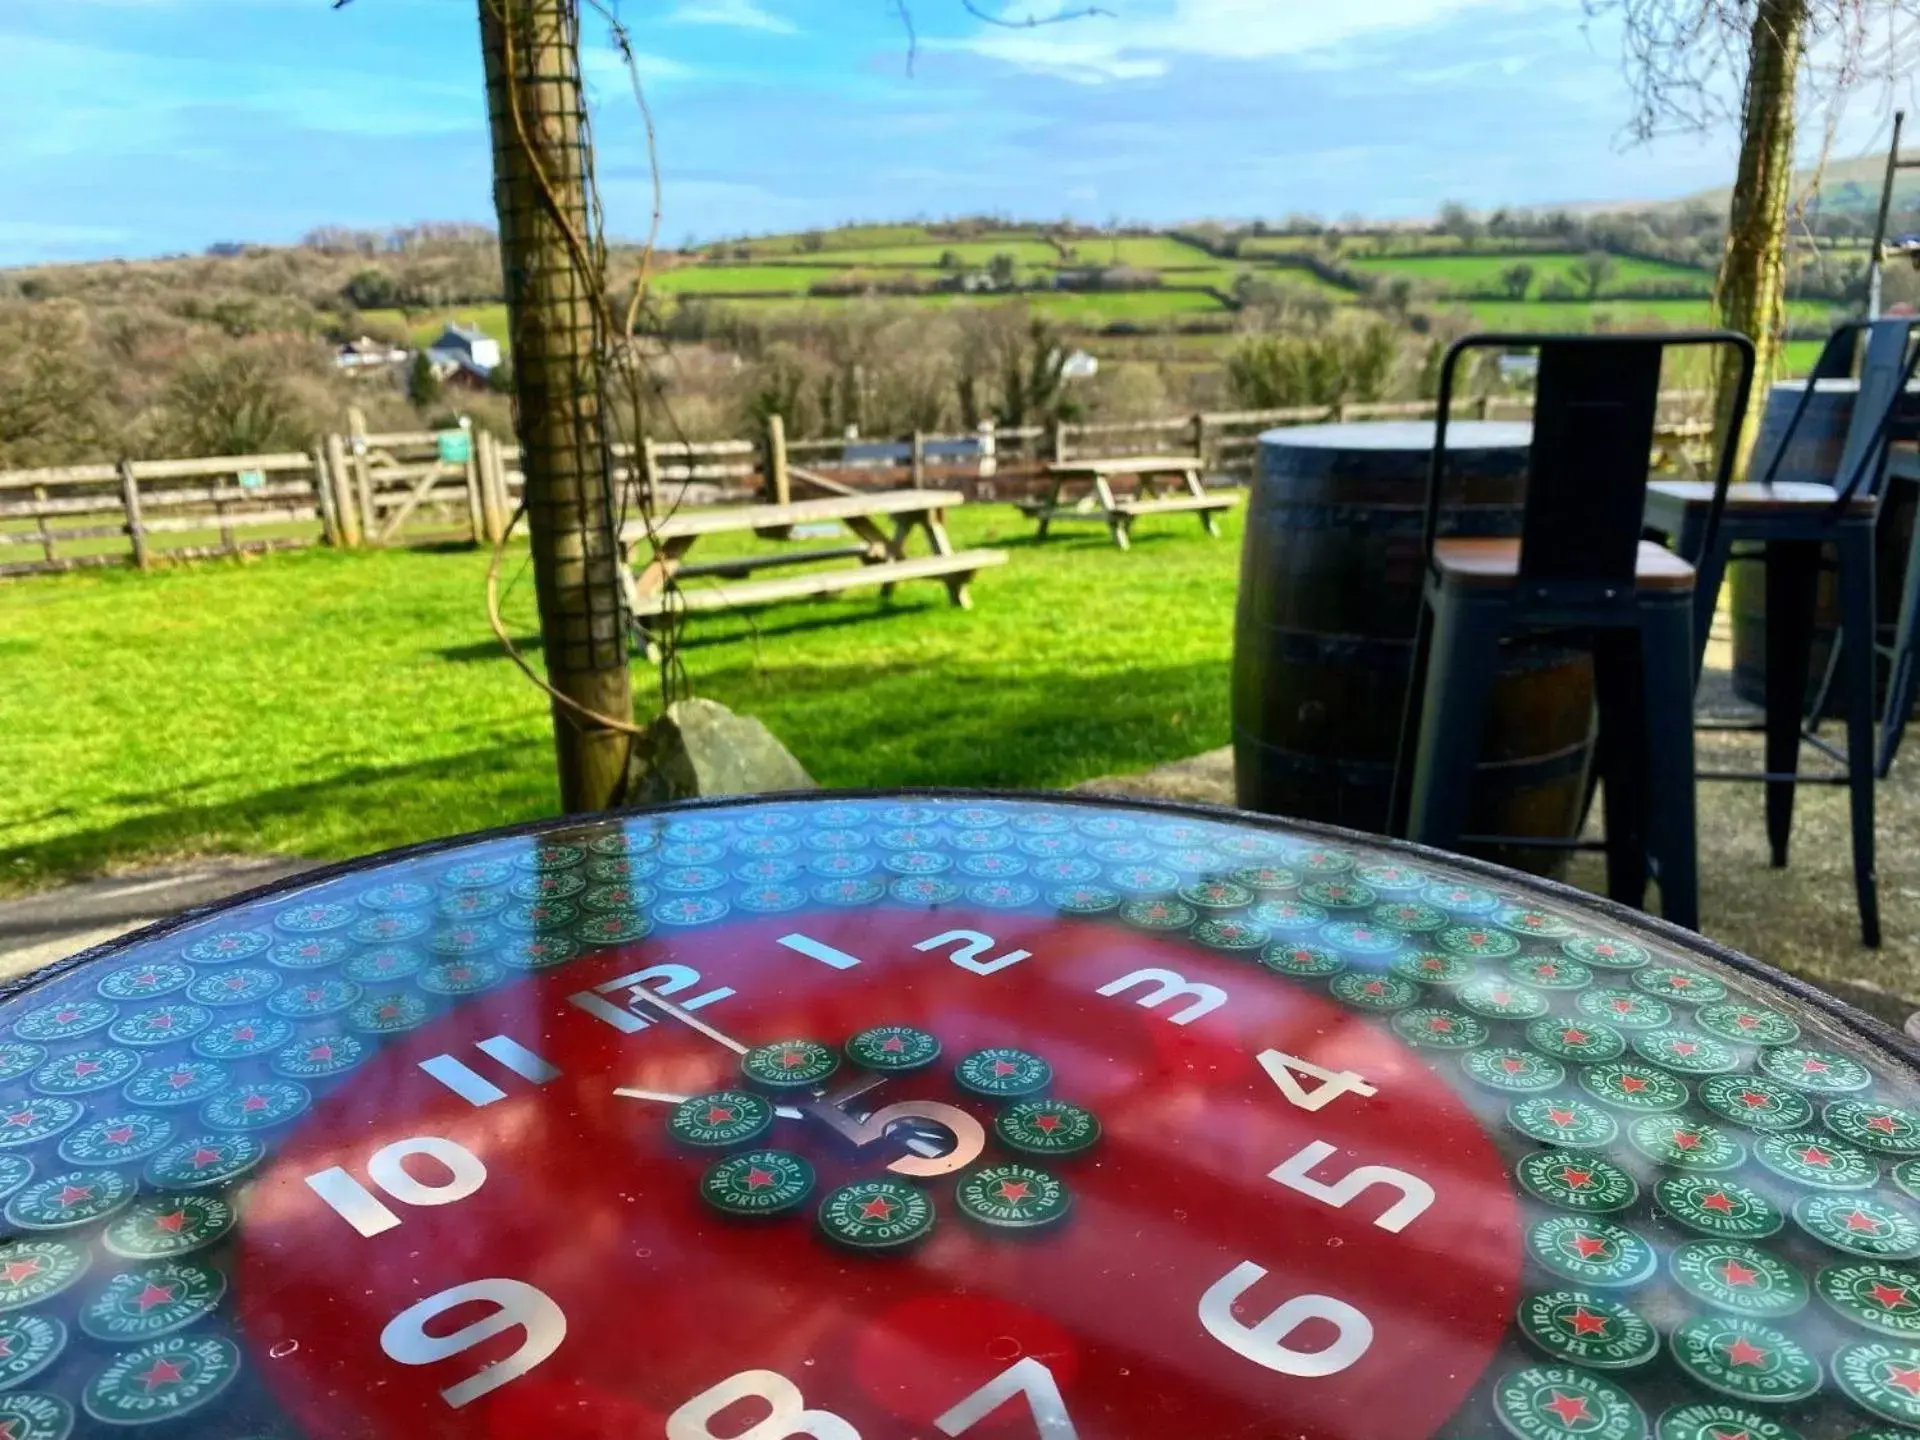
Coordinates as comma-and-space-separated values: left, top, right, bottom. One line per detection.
1259, 418, 1533, 453
3, 791, 1918, 1440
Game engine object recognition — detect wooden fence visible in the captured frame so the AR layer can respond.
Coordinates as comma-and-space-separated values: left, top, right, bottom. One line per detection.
0, 390, 1711, 578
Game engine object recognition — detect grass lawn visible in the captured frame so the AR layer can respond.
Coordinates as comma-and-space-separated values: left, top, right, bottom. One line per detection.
1454, 296, 1842, 329
0, 507, 1242, 894
1351, 251, 1711, 297
650, 265, 862, 295
795, 239, 1066, 267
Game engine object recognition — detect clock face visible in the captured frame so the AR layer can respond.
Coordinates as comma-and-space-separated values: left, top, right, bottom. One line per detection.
0, 795, 1918, 1440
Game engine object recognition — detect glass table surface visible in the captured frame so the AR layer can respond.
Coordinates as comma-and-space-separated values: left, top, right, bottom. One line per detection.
0, 791, 1914, 1440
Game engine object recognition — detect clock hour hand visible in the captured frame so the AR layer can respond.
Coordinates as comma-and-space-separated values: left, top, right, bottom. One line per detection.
622, 985, 749, 1055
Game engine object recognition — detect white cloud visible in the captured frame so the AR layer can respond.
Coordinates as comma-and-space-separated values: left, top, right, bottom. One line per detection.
959, 0, 1540, 82
668, 0, 795, 34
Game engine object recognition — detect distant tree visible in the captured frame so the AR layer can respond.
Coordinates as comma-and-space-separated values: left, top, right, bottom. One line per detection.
342, 269, 401, 310
486, 358, 514, 395
161, 349, 307, 456
987, 252, 1019, 289
1501, 262, 1536, 300
407, 351, 443, 410
1439, 201, 1483, 243
1568, 250, 1618, 299
938, 250, 964, 270
799, 230, 826, 253
1227, 321, 1401, 409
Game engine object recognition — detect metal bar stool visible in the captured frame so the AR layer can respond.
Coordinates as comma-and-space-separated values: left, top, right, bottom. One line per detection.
1392, 331, 1756, 931
1644, 319, 1919, 948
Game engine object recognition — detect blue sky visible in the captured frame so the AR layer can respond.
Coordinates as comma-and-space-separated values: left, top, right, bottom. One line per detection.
0, 0, 1892, 266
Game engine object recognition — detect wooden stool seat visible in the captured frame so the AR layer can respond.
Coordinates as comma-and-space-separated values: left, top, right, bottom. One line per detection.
1433, 538, 1695, 591
1645, 478, 1876, 516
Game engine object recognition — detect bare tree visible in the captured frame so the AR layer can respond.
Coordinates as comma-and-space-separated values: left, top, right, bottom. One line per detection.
1587, 0, 1920, 467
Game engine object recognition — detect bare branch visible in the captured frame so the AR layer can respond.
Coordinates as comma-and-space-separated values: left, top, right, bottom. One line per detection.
959, 0, 1114, 27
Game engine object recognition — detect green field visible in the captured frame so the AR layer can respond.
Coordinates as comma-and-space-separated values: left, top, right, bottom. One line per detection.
650, 264, 865, 295
1350, 251, 1712, 298
362, 304, 512, 351
0, 508, 1243, 892
1453, 297, 1842, 330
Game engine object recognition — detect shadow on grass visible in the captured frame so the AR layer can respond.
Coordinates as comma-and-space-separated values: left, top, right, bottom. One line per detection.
6, 742, 540, 891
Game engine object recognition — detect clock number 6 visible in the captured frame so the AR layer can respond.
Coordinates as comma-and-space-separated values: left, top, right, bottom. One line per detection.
1267, 1140, 1434, 1233
1199, 1263, 1374, 1378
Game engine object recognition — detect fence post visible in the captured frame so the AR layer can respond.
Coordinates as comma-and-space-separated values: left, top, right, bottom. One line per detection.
476, 431, 504, 545
323, 433, 359, 546
639, 438, 661, 510
458, 418, 485, 545
976, 419, 997, 480
909, 429, 926, 489
1048, 418, 1066, 464
1474, 394, 1493, 421
1190, 411, 1209, 466
117, 459, 150, 571
311, 448, 340, 546
347, 406, 375, 542
31, 485, 54, 565
765, 413, 789, 505
1330, 402, 1348, 424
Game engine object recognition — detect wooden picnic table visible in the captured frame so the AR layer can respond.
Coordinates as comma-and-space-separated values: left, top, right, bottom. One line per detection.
1019, 454, 1239, 550
618, 488, 1005, 657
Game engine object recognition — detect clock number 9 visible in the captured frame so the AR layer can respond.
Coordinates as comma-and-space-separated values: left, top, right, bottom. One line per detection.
380, 1278, 566, 1408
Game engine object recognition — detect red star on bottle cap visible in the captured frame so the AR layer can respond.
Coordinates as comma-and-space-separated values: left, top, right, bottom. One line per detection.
231, 1025, 256, 1040
1362, 981, 1386, 996
1700, 1191, 1736, 1213
1618, 1075, 1649, 1093
55, 1185, 93, 1207
879, 1037, 905, 1053
1559, 1167, 1593, 1188
1542, 1392, 1592, 1426
1561, 1028, 1589, 1044
1500, 1057, 1524, 1074
1033, 1114, 1062, 1133
1844, 1209, 1886, 1233
1718, 1259, 1758, 1287
1567, 1307, 1610, 1336
133, 1283, 176, 1313
1547, 1108, 1576, 1126
1738, 1091, 1772, 1109
1427, 1016, 1453, 1033
70, 1059, 100, 1078
1669, 1130, 1701, 1151
307, 1044, 333, 1062
1869, 1114, 1903, 1134
135, 1359, 184, 1391
1724, 1337, 1770, 1367
1885, 1364, 1920, 1398
2, 1112, 35, 1129
859, 1196, 894, 1222
1870, 1280, 1913, 1309
1610, 999, 1634, 1013
743, 1167, 775, 1190
104, 1127, 135, 1145
991, 1059, 1018, 1076
240, 1093, 268, 1113
153, 1211, 187, 1234
1796, 1145, 1833, 1167
189, 1147, 222, 1169
0, 1260, 40, 1285
703, 1106, 737, 1125
996, 1180, 1032, 1203
1671, 1042, 1699, 1056
166, 1072, 195, 1089
1569, 1232, 1610, 1259
1801, 1057, 1831, 1073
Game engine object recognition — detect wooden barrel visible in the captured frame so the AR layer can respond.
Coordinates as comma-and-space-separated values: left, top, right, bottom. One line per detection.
1232, 420, 1596, 877
1729, 380, 1920, 711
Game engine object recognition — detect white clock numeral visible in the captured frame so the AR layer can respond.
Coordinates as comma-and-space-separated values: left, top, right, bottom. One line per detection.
915, 929, 1031, 976
1096, 967, 1228, 1025
1198, 1262, 1373, 1378
1267, 1140, 1434, 1233
568, 963, 734, 1035
804, 1077, 987, 1178
419, 1035, 560, 1107
935, 1357, 1078, 1437
1257, 1048, 1378, 1112
777, 933, 862, 970
380, 1277, 565, 1408
668, 1369, 859, 1440
305, 1135, 486, 1237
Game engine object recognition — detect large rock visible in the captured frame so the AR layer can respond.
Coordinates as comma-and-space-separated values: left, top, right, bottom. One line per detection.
626, 699, 816, 805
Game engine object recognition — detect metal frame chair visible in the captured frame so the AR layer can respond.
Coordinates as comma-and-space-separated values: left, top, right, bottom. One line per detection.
1644, 318, 1919, 948
1392, 331, 1755, 931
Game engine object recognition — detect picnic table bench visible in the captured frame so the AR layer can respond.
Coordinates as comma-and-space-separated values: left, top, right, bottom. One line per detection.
1018, 455, 1239, 550
618, 488, 1005, 657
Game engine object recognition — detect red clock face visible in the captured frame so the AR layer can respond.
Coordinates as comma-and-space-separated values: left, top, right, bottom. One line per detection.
3, 794, 1919, 1440
238, 905, 1517, 1439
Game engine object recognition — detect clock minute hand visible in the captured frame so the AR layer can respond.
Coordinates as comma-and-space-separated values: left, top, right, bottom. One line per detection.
623, 985, 749, 1055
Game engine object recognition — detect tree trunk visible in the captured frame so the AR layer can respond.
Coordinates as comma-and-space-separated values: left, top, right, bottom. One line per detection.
1713, 0, 1808, 475
478, 0, 634, 812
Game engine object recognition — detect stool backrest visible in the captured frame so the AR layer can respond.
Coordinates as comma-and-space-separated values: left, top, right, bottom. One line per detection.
1423, 331, 1756, 605
1756, 318, 1920, 503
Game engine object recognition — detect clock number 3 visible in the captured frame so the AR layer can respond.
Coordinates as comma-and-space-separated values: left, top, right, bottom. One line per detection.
669, 1360, 1078, 1439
